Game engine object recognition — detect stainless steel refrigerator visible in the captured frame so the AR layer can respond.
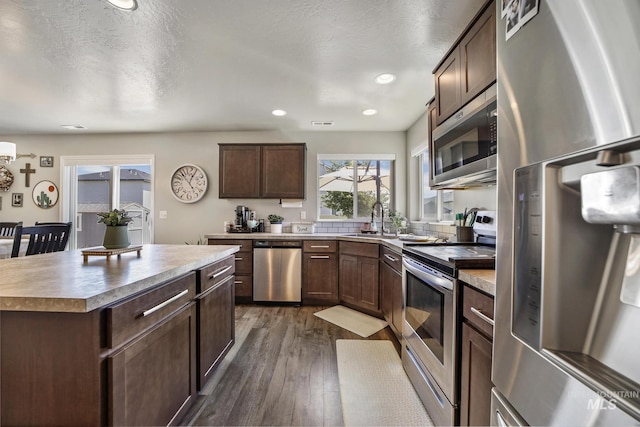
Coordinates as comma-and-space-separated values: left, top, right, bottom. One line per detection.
494, 0, 640, 425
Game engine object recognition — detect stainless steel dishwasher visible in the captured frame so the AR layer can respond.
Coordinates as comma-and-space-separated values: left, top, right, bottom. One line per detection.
253, 240, 302, 303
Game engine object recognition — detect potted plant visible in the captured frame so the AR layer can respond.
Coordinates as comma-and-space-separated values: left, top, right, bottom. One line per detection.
267, 214, 284, 234
388, 210, 408, 235
97, 209, 133, 249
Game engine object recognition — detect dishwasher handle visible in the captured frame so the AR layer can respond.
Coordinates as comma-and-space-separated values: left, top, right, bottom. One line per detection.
254, 240, 302, 248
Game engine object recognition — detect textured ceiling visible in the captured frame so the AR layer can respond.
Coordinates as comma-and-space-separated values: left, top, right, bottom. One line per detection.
0, 0, 485, 134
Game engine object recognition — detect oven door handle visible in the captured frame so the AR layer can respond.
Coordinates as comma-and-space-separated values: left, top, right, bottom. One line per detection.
402, 258, 453, 292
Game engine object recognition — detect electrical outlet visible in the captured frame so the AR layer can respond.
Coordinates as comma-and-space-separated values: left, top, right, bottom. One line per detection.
300, 211, 306, 220
159, 210, 168, 219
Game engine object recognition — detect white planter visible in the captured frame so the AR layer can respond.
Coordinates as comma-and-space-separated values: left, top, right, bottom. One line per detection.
270, 223, 282, 234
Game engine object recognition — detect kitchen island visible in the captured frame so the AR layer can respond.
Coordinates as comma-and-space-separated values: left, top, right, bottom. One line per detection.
0, 244, 239, 426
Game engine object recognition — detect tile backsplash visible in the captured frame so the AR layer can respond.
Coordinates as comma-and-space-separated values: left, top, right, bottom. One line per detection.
279, 220, 457, 242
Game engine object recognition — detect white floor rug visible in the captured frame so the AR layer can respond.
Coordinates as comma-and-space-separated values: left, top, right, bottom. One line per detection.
314, 305, 388, 337
336, 340, 434, 427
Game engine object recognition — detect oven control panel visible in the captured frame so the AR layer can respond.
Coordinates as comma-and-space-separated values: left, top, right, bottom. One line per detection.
473, 210, 497, 237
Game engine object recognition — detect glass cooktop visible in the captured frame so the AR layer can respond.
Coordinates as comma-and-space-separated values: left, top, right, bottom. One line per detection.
403, 243, 496, 276
408, 244, 496, 262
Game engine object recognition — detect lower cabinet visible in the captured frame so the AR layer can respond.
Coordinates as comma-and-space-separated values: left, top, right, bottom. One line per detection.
1, 261, 237, 426
380, 246, 403, 340
459, 283, 495, 427
302, 240, 338, 304
208, 239, 253, 303
109, 303, 197, 426
196, 259, 235, 389
339, 241, 380, 315
106, 272, 198, 426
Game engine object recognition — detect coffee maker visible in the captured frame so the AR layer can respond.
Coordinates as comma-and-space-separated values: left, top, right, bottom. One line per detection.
235, 205, 249, 230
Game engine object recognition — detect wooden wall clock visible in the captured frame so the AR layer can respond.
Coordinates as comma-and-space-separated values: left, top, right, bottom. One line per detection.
170, 164, 208, 203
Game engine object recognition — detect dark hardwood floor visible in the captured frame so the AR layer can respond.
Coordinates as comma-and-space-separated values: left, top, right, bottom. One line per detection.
180, 304, 398, 426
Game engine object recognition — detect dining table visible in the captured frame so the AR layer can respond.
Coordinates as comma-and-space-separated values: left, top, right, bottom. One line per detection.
0, 236, 27, 258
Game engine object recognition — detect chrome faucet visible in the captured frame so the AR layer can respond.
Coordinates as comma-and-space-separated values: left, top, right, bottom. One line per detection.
371, 201, 385, 235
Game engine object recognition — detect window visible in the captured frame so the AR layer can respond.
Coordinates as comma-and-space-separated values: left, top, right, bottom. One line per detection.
61, 155, 154, 249
421, 152, 454, 222
318, 155, 394, 220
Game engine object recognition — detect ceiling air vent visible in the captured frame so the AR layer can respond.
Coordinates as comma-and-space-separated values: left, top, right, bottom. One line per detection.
311, 121, 334, 127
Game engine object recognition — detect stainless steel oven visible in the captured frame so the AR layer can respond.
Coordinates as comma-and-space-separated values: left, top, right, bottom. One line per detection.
402, 255, 457, 426
401, 210, 497, 426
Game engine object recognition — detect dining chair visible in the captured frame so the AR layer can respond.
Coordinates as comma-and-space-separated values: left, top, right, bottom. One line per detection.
11, 222, 72, 257
0, 221, 21, 237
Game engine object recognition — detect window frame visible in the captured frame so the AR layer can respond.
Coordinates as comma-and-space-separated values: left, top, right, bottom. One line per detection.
419, 151, 454, 223
60, 154, 155, 249
317, 154, 395, 222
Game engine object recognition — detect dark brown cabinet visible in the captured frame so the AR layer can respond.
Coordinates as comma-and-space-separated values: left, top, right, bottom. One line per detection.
434, 48, 461, 125
433, 0, 496, 125
380, 245, 403, 340
339, 241, 380, 315
261, 144, 306, 198
1, 273, 200, 426
0, 253, 238, 427
218, 144, 261, 198
109, 303, 197, 426
209, 238, 253, 303
302, 240, 338, 304
107, 272, 198, 426
218, 143, 306, 199
459, 0, 496, 106
459, 283, 495, 427
196, 256, 236, 389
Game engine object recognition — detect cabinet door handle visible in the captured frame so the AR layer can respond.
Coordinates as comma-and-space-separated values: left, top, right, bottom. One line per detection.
209, 265, 233, 280
234, 280, 243, 284
310, 255, 330, 259
310, 245, 330, 248
470, 306, 494, 326
384, 254, 398, 262
197, 275, 234, 299
141, 289, 188, 317
235, 257, 243, 261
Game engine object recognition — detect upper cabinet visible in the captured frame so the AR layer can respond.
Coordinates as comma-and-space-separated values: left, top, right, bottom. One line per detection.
219, 144, 261, 198
261, 144, 306, 198
433, 0, 496, 125
219, 143, 306, 199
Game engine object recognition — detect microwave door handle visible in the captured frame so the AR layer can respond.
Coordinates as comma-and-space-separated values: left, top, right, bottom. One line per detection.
402, 258, 453, 292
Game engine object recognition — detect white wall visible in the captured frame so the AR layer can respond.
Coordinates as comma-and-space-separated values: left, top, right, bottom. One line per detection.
0, 130, 406, 244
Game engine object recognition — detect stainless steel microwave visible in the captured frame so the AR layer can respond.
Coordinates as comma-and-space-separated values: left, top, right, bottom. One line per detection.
430, 84, 497, 188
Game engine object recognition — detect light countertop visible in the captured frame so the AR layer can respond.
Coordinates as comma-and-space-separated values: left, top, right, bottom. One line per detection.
0, 244, 239, 313
458, 269, 496, 297
207, 233, 496, 295
205, 232, 405, 251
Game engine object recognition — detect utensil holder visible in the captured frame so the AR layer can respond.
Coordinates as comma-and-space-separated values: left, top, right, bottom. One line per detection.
456, 226, 474, 242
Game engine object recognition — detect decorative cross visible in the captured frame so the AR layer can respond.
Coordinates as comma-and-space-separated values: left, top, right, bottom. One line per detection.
20, 163, 36, 187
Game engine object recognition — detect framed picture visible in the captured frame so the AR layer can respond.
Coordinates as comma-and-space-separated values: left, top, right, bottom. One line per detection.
32, 180, 59, 209
12, 193, 23, 207
505, 0, 539, 41
40, 156, 54, 167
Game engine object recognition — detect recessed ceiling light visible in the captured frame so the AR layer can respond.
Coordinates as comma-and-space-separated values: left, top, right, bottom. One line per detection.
106, 0, 138, 11
375, 73, 396, 84
362, 109, 378, 116
60, 125, 87, 130
272, 109, 287, 117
